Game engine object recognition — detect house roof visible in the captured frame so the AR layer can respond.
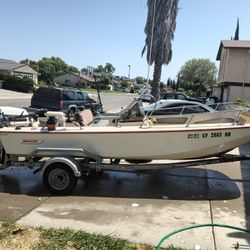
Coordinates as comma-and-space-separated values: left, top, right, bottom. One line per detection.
216, 40, 250, 60
73, 72, 95, 82
0, 58, 23, 71
0, 58, 38, 74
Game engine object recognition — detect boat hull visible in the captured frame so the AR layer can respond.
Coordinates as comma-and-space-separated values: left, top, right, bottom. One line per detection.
1, 124, 250, 160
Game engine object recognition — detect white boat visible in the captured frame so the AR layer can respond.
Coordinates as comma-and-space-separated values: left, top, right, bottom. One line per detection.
1, 111, 250, 161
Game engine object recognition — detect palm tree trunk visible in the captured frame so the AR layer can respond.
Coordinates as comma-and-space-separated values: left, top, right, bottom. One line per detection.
151, 56, 162, 101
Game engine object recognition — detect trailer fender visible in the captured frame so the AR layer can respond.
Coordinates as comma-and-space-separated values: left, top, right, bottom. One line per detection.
42, 157, 81, 177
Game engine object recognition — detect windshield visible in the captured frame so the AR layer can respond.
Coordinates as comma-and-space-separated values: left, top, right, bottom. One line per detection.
144, 100, 215, 114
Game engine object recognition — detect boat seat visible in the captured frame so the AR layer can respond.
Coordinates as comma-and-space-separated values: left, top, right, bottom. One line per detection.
75, 109, 94, 126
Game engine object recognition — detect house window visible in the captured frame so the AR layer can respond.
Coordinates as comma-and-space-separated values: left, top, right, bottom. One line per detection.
13, 72, 33, 79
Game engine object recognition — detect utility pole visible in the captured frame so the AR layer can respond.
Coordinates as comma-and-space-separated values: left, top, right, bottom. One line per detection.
128, 65, 131, 79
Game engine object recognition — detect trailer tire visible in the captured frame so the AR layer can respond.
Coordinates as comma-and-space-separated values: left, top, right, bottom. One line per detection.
43, 163, 77, 195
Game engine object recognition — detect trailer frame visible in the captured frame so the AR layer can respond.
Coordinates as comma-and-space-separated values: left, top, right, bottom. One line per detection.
1, 146, 250, 195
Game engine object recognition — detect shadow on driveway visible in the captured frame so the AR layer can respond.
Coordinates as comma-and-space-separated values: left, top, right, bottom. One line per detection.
0, 165, 241, 200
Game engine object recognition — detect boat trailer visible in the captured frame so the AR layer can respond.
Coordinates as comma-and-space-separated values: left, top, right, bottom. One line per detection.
1, 146, 250, 195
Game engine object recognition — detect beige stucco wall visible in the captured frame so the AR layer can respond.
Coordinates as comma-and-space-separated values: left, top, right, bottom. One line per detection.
214, 85, 250, 102
12, 65, 38, 83
219, 48, 250, 84
54, 73, 88, 87
54, 73, 77, 85
15, 65, 37, 74
228, 85, 250, 102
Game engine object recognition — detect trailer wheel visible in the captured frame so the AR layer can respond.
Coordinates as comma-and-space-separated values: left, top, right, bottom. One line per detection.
43, 163, 77, 195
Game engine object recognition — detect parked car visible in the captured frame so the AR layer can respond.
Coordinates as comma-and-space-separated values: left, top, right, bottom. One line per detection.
206, 95, 219, 106
30, 87, 103, 118
121, 87, 130, 93
116, 87, 130, 93
138, 88, 152, 102
160, 92, 204, 103
143, 99, 214, 115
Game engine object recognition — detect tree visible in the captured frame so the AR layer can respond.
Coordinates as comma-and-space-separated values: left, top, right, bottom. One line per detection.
166, 77, 173, 86
94, 63, 115, 74
94, 65, 105, 73
21, 57, 79, 83
37, 57, 57, 83
93, 64, 113, 88
135, 76, 144, 84
93, 63, 115, 87
68, 65, 79, 73
81, 67, 88, 73
104, 63, 115, 74
37, 57, 76, 83
178, 58, 217, 96
233, 18, 239, 40
142, 0, 179, 100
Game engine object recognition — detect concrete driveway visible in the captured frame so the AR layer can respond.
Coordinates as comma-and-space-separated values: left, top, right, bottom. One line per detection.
1, 145, 250, 249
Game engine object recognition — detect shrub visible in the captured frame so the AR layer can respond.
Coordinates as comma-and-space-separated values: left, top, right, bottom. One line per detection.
37, 81, 47, 87
236, 97, 250, 106
2, 75, 34, 93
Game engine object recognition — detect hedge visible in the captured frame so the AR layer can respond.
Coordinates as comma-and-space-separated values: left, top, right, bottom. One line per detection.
1, 75, 34, 93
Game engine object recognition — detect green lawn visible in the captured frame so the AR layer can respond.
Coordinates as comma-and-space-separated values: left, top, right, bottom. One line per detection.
0, 221, 184, 250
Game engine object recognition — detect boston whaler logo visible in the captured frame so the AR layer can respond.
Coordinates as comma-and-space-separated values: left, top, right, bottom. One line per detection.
21, 139, 44, 145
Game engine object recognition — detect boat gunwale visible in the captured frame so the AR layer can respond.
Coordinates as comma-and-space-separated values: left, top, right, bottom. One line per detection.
0, 124, 249, 135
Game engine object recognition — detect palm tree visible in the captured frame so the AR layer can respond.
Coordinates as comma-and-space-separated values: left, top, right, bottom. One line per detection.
142, 0, 179, 100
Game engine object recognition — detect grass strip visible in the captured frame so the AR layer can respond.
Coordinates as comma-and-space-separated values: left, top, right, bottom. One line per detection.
0, 221, 184, 250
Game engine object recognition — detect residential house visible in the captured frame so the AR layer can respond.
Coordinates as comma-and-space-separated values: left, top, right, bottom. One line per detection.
53, 72, 95, 87
0, 58, 38, 83
216, 40, 250, 102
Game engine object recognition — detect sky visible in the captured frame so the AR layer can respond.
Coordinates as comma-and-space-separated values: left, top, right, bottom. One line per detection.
1, 0, 250, 82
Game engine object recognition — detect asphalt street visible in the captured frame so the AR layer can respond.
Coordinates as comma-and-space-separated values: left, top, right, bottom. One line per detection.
1, 89, 250, 249
0, 88, 136, 111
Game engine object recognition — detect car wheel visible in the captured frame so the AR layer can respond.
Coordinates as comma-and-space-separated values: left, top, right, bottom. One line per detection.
43, 163, 77, 195
67, 109, 76, 122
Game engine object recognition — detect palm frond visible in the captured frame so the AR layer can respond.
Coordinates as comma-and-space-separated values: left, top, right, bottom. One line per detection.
143, 0, 179, 66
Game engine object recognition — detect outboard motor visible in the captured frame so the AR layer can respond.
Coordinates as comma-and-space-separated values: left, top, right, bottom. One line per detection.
46, 116, 57, 131
45, 111, 66, 130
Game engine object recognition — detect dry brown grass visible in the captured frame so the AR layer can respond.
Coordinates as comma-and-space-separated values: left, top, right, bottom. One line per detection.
0, 225, 40, 250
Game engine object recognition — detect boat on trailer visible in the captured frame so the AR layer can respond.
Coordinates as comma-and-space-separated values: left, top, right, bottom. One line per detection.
1, 100, 250, 195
